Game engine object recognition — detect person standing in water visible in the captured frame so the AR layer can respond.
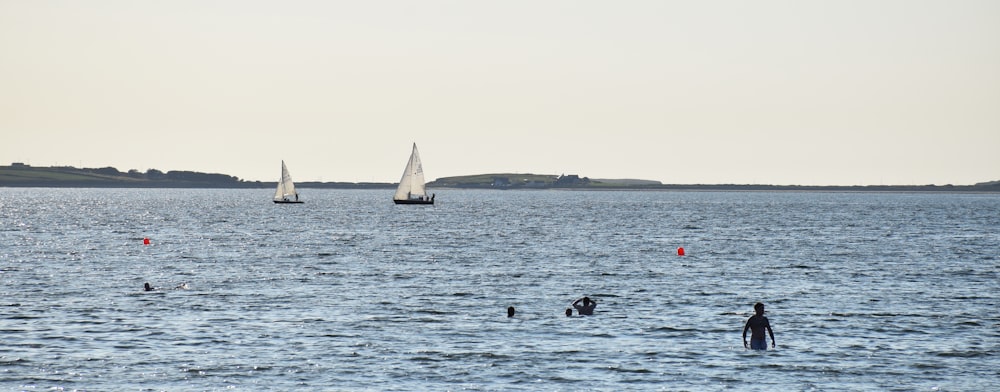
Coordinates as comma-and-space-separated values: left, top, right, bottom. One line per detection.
572, 296, 597, 316
743, 302, 775, 350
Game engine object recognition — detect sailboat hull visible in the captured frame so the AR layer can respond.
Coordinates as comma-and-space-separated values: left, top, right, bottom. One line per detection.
393, 199, 434, 205
273, 200, 304, 204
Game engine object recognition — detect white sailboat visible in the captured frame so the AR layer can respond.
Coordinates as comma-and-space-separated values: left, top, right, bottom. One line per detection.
273, 160, 303, 204
393, 143, 434, 205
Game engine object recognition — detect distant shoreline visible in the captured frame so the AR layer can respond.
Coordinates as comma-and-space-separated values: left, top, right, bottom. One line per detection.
2, 163, 998, 192
4, 182, 999, 193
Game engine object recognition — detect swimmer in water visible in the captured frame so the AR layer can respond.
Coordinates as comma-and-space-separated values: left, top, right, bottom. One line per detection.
144, 282, 155, 291
743, 302, 775, 350
572, 296, 597, 316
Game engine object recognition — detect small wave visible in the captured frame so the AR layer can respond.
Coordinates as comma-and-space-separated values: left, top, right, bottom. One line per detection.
650, 326, 696, 333
0, 357, 30, 365
449, 292, 476, 297
607, 365, 654, 374
935, 350, 990, 358
953, 295, 990, 300
910, 362, 947, 369
445, 352, 511, 361
41, 335, 79, 342
829, 312, 909, 318
412, 309, 459, 316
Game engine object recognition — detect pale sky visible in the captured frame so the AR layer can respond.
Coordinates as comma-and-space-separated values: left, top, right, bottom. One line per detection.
2, 1, 998, 185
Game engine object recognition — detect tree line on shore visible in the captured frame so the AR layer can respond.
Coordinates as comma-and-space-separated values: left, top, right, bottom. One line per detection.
0, 163, 392, 188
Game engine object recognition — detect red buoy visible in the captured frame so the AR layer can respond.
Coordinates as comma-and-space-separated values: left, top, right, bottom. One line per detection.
143, 238, 150, 245
677, 247, 685, 256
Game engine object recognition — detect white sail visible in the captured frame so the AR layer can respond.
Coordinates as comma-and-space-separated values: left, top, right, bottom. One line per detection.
393, 143, 427, 200
273, 160, 299, 201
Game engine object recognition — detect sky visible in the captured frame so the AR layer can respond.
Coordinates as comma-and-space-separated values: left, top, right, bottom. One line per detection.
2, 1, 998, 186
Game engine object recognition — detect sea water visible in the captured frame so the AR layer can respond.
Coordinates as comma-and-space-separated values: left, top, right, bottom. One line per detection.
1, 188, 997, 391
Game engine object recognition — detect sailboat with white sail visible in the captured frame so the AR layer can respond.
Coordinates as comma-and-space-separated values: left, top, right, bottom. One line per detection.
393, 143, 434, 205
273, 160, 303, 204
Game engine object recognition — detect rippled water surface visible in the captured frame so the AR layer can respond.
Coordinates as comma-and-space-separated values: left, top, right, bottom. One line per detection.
1, 188, 998, 390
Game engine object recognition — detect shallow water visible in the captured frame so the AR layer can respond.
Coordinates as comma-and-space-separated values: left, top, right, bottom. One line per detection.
1, 188, 998, 390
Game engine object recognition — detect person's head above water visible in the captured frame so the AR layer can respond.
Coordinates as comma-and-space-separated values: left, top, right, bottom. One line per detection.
565, 308, 573, 317
754, 302, 764, 315
507, 306, 515, 317
144, 282, 154, 291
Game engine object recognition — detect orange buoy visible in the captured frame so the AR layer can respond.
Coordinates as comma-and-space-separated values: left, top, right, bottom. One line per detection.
143, 238, 150, 245
677, 247, 685, 256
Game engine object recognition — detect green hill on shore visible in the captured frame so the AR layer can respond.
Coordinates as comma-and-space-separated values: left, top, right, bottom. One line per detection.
0, 163, 393, 189
0, 163, 257, 188
428, 173, 662, 188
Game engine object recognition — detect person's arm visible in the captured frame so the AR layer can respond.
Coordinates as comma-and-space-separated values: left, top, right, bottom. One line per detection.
767, 321, 775, 348
572, 298, 582, 307
742, 319, 750, 348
